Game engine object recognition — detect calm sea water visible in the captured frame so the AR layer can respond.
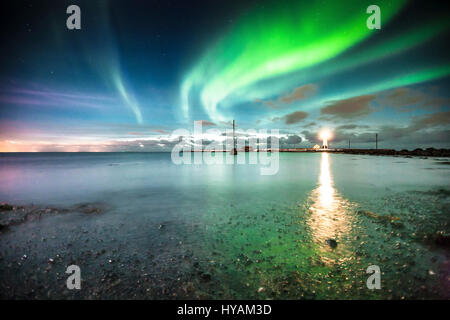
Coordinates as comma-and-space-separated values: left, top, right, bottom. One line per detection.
0, 152, 449, 299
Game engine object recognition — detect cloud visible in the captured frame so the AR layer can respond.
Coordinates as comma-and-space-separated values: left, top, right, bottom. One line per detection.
379, 87, 425, 112
3, 110, 448, 152
218, 120, 233, 127
317, 87, 448, 123
283, 134, 302, 146
256, 84, 317, 109
303, 122, 317, 128
255, 99, 278, 109
336, 124, 370, 130
412, 110, 450, 128
378, 87, 450, 112
273, 111, 308, 125
373, 111, 450, 142
196, 120, 216, 126
320, 94, 376, 119
279, 84, 317, 104
152, 129, 169, 134
302, 110, 450, 148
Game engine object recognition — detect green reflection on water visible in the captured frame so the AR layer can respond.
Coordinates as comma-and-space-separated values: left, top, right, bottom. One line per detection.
198, 152, 373, 299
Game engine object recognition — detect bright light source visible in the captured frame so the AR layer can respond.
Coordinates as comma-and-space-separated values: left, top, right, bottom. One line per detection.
319, 129, 332, 140
319, 129, 332, 148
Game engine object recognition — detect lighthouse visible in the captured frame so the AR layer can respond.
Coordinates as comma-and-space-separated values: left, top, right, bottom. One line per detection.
320, 129, 330, 149
322, 136, 328, 149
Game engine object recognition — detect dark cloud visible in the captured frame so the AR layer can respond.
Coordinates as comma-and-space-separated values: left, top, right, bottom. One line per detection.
303, 122, 317, 128
336, 124, 370, 130
379, 88, 425, 112
303, 110, 450, 148
283, 135, 302, 146
378, 87, 450, 112
273, 111, 308, 125
412, 111, 450, 128
300, 130, 318, 144
318, 88, 448, 123
320, 95, 376, 119
255, 99, 278, 109
256, 84, 317, 109
279, 84, 317, 104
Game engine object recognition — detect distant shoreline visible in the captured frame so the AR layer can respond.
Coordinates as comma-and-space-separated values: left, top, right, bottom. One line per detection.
0, 148, 449, 157
191, 147, 450, 157
278, 147, 450, 157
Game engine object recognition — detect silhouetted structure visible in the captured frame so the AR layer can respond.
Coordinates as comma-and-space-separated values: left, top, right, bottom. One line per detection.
322, 135, 328, 149
231, 120, 237, 155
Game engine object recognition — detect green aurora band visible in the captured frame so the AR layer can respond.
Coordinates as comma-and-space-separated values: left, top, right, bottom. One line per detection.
181, 0, 449, 122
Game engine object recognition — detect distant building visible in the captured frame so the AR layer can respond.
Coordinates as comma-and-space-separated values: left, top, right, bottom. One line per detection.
313, 144, 320, 149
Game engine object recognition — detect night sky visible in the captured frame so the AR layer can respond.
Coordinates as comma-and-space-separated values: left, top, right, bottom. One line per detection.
0, 0, 449, 151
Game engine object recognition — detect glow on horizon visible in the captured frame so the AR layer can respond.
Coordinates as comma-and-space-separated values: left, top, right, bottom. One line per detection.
0, 130, 294, 152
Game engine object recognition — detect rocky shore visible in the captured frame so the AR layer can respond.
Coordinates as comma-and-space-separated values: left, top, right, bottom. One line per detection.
1, 189, 449, 300
0, 202, 105, 232
338, 148, 450, 157
277, 147, 450, 158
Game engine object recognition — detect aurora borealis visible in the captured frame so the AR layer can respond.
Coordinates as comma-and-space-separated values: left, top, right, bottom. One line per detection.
0, 0, 449, 151
181, 0, 407, 121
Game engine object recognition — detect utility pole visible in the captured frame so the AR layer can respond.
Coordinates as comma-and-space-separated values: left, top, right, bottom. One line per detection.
231, 120, 237, 155
375, 133, 378, 150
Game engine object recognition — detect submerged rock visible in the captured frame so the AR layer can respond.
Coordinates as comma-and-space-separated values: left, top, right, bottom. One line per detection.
357, 210, 400, 224
74, 203, 104, 214
0, 203, 13, 211
433, 233, 450, 248
200, 273, 211, 282
325, 239, 338, 249
0, 202, 107, 231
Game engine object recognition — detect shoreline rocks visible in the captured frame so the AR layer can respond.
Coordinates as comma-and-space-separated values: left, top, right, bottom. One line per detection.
0, 202, 106, 231
338, 147, 450, 157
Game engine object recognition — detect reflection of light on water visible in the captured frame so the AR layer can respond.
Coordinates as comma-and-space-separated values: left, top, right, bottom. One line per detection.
308, 153, 352, 248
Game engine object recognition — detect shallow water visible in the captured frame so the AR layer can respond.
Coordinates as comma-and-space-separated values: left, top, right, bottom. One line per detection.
0, 152, 449, 299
